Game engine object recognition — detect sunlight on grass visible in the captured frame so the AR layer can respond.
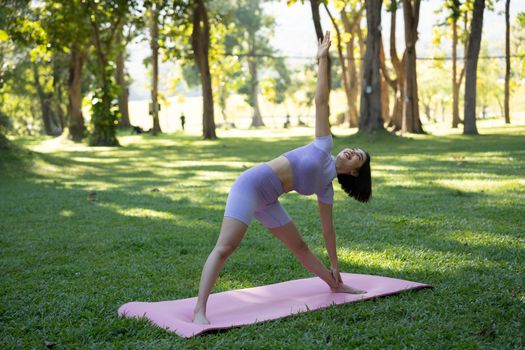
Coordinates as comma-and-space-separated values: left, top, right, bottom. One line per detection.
436, 178, 524, 192
60, 210, 74, 217
112, 206, 176, 220
444, 231, 525, 251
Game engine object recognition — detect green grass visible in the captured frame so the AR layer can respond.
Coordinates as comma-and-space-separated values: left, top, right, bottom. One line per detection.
1, 124, 524, 349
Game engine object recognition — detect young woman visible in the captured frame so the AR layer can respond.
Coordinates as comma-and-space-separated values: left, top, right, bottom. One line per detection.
193, 31, 372, 324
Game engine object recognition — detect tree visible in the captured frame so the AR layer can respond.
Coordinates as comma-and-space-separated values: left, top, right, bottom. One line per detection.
259, 57, 291, 123
84, 0, 131, 146
2, 2, 70, 137
310, 0, 333, 123
191, 0, 216, 139
213, 22, 243, 127
434, 0, 470, 128
115, 25, 130, 128
163, 0, 226, 139
418, 60, 450, 123
383, 0, 405, 131
339, 2, 365, 127
324, 0, 365, 128
504, 0, 511, 124
463, 0, 485, 135
0, 110, 10, 149
476, 46, 503, 119
32, 60, 62, 136
0, 37, 44, 135
359, 0, 384, 132
179, 14, 242, 129
148, 0, 164, 135
515, 12, 525, 77
450, 1, 468, 128
42, 0, 92, 141
230, 0, 277, 128
401, 0, 424, 133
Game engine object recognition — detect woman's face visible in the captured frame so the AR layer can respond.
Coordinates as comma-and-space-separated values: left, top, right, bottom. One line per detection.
336, 148, 367, 176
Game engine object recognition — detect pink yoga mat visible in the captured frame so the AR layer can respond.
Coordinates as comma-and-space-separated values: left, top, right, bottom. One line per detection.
118, 273, 431, 338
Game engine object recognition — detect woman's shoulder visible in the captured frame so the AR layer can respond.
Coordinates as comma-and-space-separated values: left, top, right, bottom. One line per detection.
313, 135, 333, 154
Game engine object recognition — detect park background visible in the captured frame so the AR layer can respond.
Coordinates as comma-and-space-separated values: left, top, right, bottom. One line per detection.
123, 0, 525, 134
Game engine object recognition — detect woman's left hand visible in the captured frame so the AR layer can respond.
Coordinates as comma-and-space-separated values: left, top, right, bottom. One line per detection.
317, 31, 331, 59
330, 266, 343, 285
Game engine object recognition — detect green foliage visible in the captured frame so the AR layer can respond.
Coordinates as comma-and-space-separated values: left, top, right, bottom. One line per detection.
260, 58, 291, 105
0, 42, 38, 134
514, 12, 525, 78
1, 125, 524, 348
228, 0, 280, 106
418, 60, 451, 121
83, 0, 132, 146
0, 110, 12, 148
39, 0, 91, 54
432, 0, 473, 47
476, 46, 503, 116
88, 79, 121, 146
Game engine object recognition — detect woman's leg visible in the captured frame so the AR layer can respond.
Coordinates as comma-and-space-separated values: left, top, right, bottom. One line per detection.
268, 221, 338, 288
268, 221, 365, 294
193, 217, 248, 324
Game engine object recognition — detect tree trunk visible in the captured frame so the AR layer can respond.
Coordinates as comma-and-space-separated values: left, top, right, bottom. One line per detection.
359, 0, 384, 132
91, 70, 120, 146
340, 7, 363, 127
89, 14, 120, 146
388, 3, 405, 131
33, 64, 58, 136
249, 44, 264, 127
150, 3, 161, 135
380, 64, 390, 124
324, 4, 353, 127
310, 0, 332, 121
401, 0, 424, 134
504, 0, 511, 124
52, 58, 65, 134
68, 48, 85, 142
116, 27, 130, 128
0, 131, 9, 149
463, 0, 485, 135
452, 18, 460, 128
191, 0, 216, 139
218, 85, 228, 126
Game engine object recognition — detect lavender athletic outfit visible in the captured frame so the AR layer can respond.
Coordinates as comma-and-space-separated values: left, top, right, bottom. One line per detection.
224, 135, 337, 228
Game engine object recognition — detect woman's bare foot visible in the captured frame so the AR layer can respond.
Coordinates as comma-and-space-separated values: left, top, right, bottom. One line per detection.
193, 311, 210, 325
331, 283, 366, 294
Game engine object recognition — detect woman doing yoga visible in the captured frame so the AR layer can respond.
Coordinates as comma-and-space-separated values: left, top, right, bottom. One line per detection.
193, 31, 372, 325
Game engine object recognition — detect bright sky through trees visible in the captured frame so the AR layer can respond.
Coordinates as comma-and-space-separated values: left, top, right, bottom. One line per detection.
125, 0, 525, 101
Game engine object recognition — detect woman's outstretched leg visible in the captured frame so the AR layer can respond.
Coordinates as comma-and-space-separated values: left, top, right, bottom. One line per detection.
268, 221, 365, 294
193, 217, 248, 324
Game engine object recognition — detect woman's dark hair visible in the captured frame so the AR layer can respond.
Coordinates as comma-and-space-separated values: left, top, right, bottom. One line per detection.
337, 151, 371, 203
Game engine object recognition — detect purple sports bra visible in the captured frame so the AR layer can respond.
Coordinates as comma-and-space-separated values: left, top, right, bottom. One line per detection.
282, 135, 337, 204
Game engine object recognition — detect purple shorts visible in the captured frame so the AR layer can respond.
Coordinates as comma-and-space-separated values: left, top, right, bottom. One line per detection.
224, 164, 291, 228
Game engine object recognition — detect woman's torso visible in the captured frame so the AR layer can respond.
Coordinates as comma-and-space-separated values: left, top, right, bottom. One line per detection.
266, 156, 294, 193
266, 137, 336, 202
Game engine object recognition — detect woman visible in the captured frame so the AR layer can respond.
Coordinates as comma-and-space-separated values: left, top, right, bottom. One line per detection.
194, 31, 371, 325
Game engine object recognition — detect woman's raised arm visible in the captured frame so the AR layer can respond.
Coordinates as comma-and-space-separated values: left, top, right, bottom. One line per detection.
315, 31, 331, 137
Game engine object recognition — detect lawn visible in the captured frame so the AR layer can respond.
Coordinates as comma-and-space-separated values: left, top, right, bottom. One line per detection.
1, 122, 524, 349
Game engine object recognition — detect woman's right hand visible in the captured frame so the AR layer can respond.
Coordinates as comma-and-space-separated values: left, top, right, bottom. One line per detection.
317, 31, 331, 59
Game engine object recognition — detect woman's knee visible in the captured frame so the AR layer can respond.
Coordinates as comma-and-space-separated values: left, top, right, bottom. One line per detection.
293, 240, 310, 257
212, 243, 238, 260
